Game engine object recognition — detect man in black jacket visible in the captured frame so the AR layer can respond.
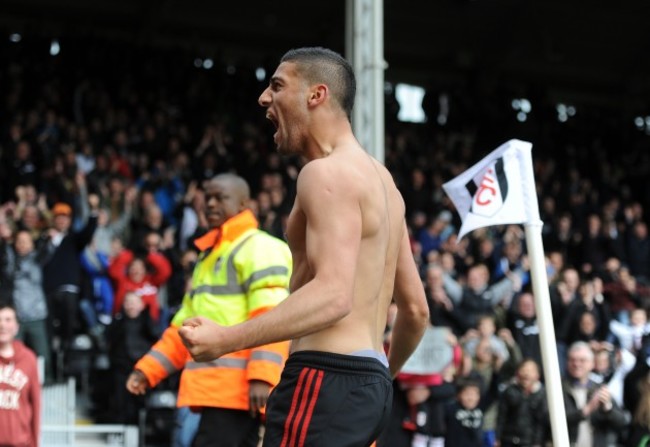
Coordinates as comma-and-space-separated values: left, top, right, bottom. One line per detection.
496, 359, 547, 447
562, 341, 627, 447
43, 196, 99, 357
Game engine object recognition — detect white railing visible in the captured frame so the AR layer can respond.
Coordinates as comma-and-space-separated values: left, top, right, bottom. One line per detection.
41, 376, 140, 446
41, 425, 139, 447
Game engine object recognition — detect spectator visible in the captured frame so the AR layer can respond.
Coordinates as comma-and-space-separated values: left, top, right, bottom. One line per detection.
563, 341, 627, 447
128, 200, 172, 251
544, 213, 580, 264
507, 292, 543, 369
609, 308, 650, 355
0, 303, 41, 447
560, 278, 612, 350
462, 314, 512, 364
423, 263, 457, 329
626, 221, 650, 284
1, 229, 55, 381
77, 187, 137, 338
418, 211, 454, 265
126, 174, 292, 447
7, 141, 41, 195
90, 185, 137, 257
397, 326, 461, 446
578, 213, 610, 276
624, 341, 650, 447
166, 248, 198, 313
176, 181, 207, 252
492, 236, 529, 288
590, 346, 635, 408
550, 267, 582, 374
105, 292, 160, 425
496, 359, 547, 447
42, 195, 99, 355
602, 259, 649, 324
469, 329, 522, 447
403, 167, 432, 217
444, 372, 500, 447
443, 263, 526, 335
255, 190, 284, 240
107, 234, 172, 322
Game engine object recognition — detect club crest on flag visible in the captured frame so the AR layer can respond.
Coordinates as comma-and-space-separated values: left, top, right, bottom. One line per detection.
442, 139, 539, 240
468, 158, 508, 218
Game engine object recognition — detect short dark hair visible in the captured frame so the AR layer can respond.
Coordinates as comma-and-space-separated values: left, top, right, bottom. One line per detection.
0, 301, 17, 315
456, 376, 483, 394
281, 47, 356, 120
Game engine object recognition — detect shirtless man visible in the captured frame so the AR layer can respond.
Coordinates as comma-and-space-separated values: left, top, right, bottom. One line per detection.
179, 47, 429, 446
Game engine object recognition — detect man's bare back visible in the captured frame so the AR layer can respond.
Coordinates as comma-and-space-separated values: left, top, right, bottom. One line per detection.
179, 46, 428, 379
179, 46, 429, 446
287, 144, 405, 357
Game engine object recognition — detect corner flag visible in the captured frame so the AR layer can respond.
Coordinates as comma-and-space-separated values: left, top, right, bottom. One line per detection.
442, 139, 540, 239
441, 138, 570, 447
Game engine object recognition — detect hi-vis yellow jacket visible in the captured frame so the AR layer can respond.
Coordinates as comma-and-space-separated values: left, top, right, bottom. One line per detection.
135, 209, 292, 410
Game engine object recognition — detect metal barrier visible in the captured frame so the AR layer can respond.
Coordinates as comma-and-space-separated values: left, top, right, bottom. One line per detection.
41, 377, 139, 446
41, 378, 76, 446
41, 425, 139, 447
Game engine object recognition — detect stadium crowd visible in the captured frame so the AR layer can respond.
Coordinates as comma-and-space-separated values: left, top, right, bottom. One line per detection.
1, 36, 650, 446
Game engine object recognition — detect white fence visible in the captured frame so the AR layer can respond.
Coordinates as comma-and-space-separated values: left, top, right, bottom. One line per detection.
41, 378, 139, 447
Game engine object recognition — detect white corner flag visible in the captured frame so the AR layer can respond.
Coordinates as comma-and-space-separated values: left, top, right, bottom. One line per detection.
442, 139, 540, 239
442, 138, 569, 447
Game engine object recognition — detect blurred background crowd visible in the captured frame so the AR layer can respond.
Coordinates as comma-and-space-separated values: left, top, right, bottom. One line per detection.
1, 26, 650, 446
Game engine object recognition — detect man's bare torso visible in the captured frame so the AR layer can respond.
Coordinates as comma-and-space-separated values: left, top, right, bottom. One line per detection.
286, 145, 406, 356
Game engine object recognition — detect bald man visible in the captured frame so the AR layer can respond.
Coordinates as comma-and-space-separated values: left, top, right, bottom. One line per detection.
127, 174, 293, 447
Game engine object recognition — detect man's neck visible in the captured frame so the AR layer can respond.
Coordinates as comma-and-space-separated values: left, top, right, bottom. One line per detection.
303, 117, 356, 161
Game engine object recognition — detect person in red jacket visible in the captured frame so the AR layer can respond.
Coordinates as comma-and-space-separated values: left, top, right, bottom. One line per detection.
108, 231, 172, 322
0, 302, 41, 447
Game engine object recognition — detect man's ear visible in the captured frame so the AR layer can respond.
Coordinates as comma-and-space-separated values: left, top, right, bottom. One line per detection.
308, 84, 328, 107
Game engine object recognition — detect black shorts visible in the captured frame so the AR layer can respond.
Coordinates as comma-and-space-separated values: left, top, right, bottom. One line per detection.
263, 350, 393, 447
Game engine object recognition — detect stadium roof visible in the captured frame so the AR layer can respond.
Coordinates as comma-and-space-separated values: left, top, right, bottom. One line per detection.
1, 0, 649, 110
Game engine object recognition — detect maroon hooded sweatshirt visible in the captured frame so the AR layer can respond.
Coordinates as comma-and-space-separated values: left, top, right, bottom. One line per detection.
0, 341, 41, 447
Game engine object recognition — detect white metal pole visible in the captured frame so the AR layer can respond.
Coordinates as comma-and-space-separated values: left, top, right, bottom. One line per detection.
524, 222, 570, 447
372, 0, 384, 164
345, 0, 385, 164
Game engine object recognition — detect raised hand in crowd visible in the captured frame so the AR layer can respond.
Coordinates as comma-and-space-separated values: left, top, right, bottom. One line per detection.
124, 185, 139, 209
497, 328, 516, 349
583, 385, 613, 416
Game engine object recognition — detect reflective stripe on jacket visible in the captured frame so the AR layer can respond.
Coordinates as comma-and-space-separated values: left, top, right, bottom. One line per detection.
135, 209, 292, 410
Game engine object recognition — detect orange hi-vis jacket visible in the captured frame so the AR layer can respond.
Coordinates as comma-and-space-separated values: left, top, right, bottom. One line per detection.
134, 209, 292, 410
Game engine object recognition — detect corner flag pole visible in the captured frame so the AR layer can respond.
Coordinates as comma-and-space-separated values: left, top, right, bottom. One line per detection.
525, 222, 570, 446
442, 140, 569, 446
520, 159, 570, 447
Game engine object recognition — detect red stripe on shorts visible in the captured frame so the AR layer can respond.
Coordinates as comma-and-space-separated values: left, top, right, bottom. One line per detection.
297, 369, 324, 446
288, 369, 317, 446
280, 368, 310, 447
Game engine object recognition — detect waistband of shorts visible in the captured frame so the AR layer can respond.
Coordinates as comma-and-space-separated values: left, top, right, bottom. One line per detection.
286, 350, 391, 379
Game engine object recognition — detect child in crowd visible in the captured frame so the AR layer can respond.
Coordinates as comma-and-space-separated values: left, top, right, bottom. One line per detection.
108, 235, 172, 322
106, 292, 160, 425
462, 314, 510, 363
445, 377, 495, 447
